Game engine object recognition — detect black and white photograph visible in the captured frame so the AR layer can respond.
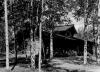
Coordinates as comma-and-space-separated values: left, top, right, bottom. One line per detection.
0, 0, 100, 72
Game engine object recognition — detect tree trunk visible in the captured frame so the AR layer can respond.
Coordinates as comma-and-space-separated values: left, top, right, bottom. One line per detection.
83, 0, 88, 65
50, 30, 53, 58
92, 23, 95, 58
97, 36, 100, 65
30, 28, 35, 69
97, 0, 100, 65
15, 45, 17, 64
30, 0, 35, 69
5, 0, 9, 70
13, 26, 17, 65
84, 40, 87, 65
38, 0, 44, 72
39, 23, 42, 72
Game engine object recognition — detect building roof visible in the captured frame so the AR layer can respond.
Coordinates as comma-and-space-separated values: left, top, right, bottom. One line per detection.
54, 25, 74, 32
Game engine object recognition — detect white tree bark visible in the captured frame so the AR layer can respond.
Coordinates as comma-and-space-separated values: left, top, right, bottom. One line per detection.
30, 29, 35, 69
83, 0, 88, 65
4, 0, 9, 70
97, 35, 100, 65
30, 0, 36, 69
39, 0, 44, 72
97, 0, 100, 65
84, 40, 87, 65
50, 30, 53, 58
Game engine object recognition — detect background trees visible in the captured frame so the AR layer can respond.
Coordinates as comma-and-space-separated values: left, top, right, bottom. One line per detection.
0, 0, 100, 70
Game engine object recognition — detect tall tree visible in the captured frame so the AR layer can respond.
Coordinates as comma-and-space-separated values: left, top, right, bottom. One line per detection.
83, 0, 88, 65
43, 0, 66, 58
4, 0, 9, 70
50, 29, 53, 58
64, 0, 98, 64
97, 0, 100, 65
39, 0, 43, 71
7, 0, 43, 70
30, 0, 35, 69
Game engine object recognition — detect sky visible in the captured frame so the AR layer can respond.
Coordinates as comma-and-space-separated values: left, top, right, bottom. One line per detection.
67, 12, 84, 31
44, 3, 85, 31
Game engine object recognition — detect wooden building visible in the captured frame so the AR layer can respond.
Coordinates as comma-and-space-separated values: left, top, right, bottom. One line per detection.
43, 24, 93, 57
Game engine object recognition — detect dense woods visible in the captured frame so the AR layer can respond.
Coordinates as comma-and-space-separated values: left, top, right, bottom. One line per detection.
0, 0, 100, 71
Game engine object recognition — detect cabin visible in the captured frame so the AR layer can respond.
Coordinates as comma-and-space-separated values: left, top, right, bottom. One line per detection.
42, 24, 93, 57
15, 23, 93, 57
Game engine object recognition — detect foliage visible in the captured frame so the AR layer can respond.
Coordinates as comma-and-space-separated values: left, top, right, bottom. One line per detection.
0, 0, 98, 53
42, 0, 70, 31
65, 0, 98, 44
42, 0, 98, 32
64, 0, 98, 22
0, 22, 5, 53
0, 1, 4, 21
8, 1, 30, 27
75, 27, 94, 41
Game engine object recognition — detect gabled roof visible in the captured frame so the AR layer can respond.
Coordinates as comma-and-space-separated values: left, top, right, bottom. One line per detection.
54, 25, 74, 32
53, 24, 77, 35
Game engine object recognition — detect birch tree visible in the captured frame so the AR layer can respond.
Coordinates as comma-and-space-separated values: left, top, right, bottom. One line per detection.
30, 0, 35, 69
97, 0, 100, 65
50, 29, 53, 58
43, 0, 66, 59
83, 0, 88, 65
7, 0, 43, 70
4, 0, 9, 70
38, 0, 44, 71
7, 0, 35, 69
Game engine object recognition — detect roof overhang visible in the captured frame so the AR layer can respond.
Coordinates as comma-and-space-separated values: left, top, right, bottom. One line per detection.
53, 25, 74, 32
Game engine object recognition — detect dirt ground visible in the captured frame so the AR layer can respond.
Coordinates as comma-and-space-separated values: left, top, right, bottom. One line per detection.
0, 55, 100, 72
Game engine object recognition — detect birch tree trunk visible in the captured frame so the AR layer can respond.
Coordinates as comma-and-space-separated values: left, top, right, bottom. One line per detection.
97, 0, 100, 65
97, 36, 100, 65
30, 0, 36, 69
50, 30, 53, 58
4, 0, 9, 70
84, 40, 87, 65
83, 0, 88, 65
93, 21, 96, 56
30, 29, 35, 69
97, 24, 100, 65
39, 0, 44, 72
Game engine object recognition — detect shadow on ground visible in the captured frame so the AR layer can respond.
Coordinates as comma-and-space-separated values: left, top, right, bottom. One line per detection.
0, 56, 88, 72
0, 57, 30, 68
58, 56, 97, 65
42, 62, 86, 72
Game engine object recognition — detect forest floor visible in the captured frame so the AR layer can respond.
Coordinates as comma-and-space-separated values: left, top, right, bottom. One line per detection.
0, 54, 100, 72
